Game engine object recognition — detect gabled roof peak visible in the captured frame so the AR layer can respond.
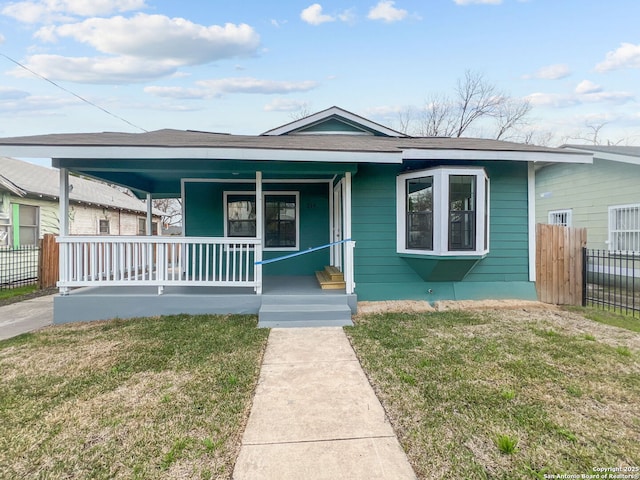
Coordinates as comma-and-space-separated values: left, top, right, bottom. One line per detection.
261, 106, 407, 138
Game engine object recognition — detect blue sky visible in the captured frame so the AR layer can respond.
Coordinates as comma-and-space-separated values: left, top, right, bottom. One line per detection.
0, 0, 639, 145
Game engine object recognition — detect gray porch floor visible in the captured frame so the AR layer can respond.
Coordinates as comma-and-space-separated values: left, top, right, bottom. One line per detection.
54, 276, 357, 326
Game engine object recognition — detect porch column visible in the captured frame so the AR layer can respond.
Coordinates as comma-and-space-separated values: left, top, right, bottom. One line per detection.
344, 171, 355, 294
59, 167, 69, 294
146, 193, 153, 235
255, 171, 263, 294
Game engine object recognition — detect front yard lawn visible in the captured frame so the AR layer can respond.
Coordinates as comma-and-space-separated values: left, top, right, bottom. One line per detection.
0, 314, 269, 479
346, 307, 640, 479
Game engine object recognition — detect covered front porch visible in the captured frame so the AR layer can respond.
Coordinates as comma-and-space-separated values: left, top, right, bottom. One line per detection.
54, 160, 358, 325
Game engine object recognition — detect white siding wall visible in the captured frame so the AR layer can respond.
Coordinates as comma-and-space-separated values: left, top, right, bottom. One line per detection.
4, 195, 158, 238
535, 159, 640, 250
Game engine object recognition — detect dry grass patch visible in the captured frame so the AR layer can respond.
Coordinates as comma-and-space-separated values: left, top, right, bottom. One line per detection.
346, 308, 640, 479
0, 314, 269, 480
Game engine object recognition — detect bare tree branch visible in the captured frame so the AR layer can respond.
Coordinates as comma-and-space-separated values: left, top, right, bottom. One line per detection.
494, 98, 532, 140
153, 198, 182, 227
454, 70, 502, 137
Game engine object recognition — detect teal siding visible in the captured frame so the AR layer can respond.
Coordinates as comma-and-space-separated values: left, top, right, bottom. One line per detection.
352, 161, 534, 301
184, 181, 330, 275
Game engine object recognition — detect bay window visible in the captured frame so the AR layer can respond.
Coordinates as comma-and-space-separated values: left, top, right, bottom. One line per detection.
397, 167, 489, 256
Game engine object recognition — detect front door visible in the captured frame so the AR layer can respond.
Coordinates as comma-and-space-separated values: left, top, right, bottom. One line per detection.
332, 180, 344, 271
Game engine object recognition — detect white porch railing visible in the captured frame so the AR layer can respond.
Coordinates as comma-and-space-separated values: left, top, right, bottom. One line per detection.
57, 236, 261, 294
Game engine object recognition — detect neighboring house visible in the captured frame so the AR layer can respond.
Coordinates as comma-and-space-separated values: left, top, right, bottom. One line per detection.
0, 107, 591, 325
536, 145, 640, 252
0, 157, 162, 247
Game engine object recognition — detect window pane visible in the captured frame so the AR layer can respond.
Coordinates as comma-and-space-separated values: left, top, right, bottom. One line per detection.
406, 177, 433, 250
449, 175, 476, 251
265, 195, 296, 248
138, 218, 145, 235
610, 205, 640, 252
19, 205, 37, 226
228, 196, 256, 237
100, 220, 110, 235
19, 226, 37, 246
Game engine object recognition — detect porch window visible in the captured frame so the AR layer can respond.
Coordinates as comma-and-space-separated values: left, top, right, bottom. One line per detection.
397, 167, 489, 256
265, 195, 297, 249
227, 195, 257, 237
225, 192, 299, 250
608, 204, 640, 252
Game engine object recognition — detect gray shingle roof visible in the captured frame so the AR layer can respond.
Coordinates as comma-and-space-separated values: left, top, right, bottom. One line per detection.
0, 156, 153, 213
562, 144, 640, 158
0, 129, 572, 154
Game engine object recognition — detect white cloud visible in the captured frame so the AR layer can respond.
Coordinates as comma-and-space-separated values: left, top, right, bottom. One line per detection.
581, 91, 634, 104
11, 54, 180, 83
367, 1, 408, 22
264, 98, 309, 112
453, 0, 502, 5
526, 86, 634, 108
301, 4, 334, 25
143, 86, 207, 100
523, 63, 571, 80
595, 42, 640, 72
36, 14, 260, 65
0, 92, 82, 114
0, 33, 4, 44
196, 77, 319, 95
1, 0, 147, 24
0, 86, 30, 100
575, 80, 601, 95
525, 92, 579, 108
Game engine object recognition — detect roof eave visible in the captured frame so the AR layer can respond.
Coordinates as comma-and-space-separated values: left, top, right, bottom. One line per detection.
562, 147, 640, 166
402, 149, 593, 164
0, 145, 404, 164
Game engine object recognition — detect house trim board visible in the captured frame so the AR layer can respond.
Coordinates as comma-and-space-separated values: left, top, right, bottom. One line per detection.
528, 161, 536, 282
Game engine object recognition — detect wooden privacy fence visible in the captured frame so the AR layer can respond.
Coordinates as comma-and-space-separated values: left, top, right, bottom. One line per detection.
536, 224, 587, 305
39, 234, 59, 289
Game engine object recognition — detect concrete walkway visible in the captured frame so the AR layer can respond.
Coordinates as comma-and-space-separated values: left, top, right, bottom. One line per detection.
233, 327, 417, 480
0, 295, 54, 341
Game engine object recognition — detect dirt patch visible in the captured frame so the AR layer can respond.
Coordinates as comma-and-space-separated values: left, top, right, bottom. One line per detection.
356, 299, 551, 316
434, 299, 554, 311
356, 300, 435, 315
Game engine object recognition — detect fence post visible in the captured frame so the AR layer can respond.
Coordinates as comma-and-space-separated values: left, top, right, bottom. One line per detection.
581, 247, 587, 307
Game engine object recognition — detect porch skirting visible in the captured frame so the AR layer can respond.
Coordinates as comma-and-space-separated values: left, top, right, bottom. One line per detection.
53, 277, 357, 325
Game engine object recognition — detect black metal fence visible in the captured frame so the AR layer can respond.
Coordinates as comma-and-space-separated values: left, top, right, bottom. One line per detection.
0, 245, 40, 290
583, 249, 639, 317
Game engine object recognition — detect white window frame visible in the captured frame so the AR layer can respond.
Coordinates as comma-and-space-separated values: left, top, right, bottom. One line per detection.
99, 219, 110, 235
396, 166, 489, 256
223, 190, 300, 252
548, 209, 572, 227
608, 203, 640, 253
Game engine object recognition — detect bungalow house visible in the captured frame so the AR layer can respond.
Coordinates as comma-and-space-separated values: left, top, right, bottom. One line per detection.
0, 107, 591, 326
536, 145, 640, 252
1, 156, 162, 246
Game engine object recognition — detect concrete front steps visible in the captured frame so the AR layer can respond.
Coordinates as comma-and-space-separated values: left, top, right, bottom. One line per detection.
315, 265, 346, 290
258, 294, 353, 328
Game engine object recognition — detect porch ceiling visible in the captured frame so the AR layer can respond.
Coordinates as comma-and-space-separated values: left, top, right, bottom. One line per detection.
53, 158, 358, 199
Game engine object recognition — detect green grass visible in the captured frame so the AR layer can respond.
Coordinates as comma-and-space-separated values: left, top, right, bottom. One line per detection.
0, 314, 269, 480
565, 306, 640, 333
346, 309, 640, 479
0, 284, 38, 300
